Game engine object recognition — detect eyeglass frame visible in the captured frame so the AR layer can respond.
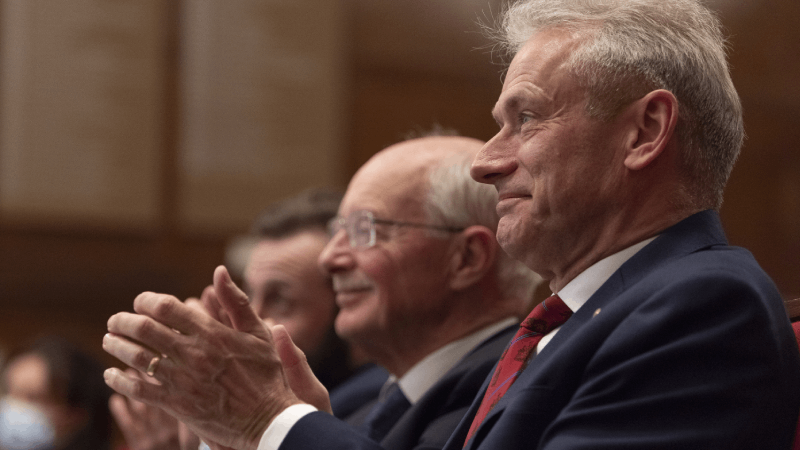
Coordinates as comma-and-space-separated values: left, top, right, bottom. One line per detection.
327, 209, 465, 249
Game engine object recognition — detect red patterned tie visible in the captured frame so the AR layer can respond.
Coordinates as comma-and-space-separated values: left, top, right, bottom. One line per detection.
464, 294, 572, 446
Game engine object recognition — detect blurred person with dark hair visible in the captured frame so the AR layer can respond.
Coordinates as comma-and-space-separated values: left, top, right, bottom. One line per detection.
0, 336, 112, 450
243, 188, 385, 401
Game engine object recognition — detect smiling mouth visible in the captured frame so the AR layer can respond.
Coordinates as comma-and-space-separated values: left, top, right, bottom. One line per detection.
332, 277, 373, 303
335, 286, 372, 294
335, 288, 371, 308
498, 193, 530, 202
332, 278, 373, 292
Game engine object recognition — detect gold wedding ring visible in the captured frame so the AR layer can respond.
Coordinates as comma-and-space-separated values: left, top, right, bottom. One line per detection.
146, 355, 161, 377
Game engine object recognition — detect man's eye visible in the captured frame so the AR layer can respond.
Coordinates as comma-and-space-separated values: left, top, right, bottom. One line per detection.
520, 113, 534, 125
269, 297, 293, 316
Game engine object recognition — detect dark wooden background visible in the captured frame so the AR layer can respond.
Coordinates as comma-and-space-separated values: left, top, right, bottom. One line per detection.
0, 0, 797, 367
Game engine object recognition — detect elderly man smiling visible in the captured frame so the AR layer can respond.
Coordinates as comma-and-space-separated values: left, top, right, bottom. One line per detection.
102, 135, 540, 450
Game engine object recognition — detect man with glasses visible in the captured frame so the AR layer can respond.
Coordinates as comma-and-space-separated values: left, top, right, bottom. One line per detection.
102, 135, 541, 450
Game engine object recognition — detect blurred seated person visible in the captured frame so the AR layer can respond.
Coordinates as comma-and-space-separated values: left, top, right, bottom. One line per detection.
109, 189, 387, 450
0, 336, 112, 450
242, 188, 386, 402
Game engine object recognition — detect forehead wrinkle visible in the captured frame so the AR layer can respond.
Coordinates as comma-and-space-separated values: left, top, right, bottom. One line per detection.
493, 84, 552, 123
498, 37, 589, 123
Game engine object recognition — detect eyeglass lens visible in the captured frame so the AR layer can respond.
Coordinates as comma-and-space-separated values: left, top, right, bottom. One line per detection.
328, 211, 376, 248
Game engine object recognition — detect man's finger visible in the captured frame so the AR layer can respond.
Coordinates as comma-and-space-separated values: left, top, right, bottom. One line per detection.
184, 297, 204, 314
213, 266, 269, 339
272, 325, 332, 413
103, 332, 165, 376
199, 285, 234, 329
178, 422, 201, 450
104, 367, 165, 406
109, 394, 137, 433
133, 292, 205, 336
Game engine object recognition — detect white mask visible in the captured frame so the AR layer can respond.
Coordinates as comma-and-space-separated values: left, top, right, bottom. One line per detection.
0, 397, 55, 450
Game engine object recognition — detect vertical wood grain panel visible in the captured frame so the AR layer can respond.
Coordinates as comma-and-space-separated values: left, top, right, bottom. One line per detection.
0, 0, 167, 231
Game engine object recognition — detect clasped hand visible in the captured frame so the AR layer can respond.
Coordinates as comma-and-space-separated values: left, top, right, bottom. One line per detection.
103, 266, 330, 450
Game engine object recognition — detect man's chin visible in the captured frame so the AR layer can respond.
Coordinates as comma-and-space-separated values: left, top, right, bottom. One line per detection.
495, 218, 518, 248
495, 221, 533, 266
334, 310, 365, 340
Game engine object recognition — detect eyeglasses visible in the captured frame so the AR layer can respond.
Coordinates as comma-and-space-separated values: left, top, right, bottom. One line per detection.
327, 210, 464, 249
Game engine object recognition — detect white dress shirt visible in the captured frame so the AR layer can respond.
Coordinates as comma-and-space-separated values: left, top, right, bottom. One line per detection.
535, 236, 656, 354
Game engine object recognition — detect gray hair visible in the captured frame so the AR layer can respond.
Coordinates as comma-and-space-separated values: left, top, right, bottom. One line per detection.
490, 0, 743, 210
425, 152, 542, 303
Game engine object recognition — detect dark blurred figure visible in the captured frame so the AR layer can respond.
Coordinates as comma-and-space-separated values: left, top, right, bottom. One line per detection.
1, 336, 112, 450
243, 187, 373, 393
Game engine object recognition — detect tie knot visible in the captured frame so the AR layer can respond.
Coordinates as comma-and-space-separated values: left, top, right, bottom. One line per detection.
520, 294, 572, 334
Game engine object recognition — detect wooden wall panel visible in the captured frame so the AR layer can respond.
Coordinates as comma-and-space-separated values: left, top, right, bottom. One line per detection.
178, 0, 349, 235
348, 71, 502, 175
718, 0, 800, 299
0, 0, 167, 231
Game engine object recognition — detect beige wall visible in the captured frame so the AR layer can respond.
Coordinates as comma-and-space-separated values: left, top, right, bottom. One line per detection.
0, 0, 798, 360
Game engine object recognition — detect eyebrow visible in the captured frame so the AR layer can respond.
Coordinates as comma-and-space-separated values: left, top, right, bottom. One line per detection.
491, 94, 526, 125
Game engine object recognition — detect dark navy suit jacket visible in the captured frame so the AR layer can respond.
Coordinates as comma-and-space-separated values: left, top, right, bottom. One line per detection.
445, 210, 800, 450
329, 364, 389, 421
279, 325, 517, 450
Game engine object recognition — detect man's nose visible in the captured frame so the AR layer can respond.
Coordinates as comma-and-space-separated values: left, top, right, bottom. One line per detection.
318, 229, 355, 274
470, 132, 517, 184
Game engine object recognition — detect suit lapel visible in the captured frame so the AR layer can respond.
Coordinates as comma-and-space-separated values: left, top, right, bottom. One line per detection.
400, 324, 516, 450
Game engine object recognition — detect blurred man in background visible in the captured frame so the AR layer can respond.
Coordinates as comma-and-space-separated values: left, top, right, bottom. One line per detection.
241, 188, 384, 402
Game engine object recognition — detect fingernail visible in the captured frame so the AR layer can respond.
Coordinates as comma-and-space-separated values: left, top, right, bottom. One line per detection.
221, 266, 233, 284
214, 265, 234, 287
103, 368, 114, 384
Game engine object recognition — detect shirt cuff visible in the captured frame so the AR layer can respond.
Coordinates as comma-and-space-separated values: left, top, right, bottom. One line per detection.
256, 403, 318, 450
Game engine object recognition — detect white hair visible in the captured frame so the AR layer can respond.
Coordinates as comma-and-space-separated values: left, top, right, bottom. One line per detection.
425, 152, 542, 303
490, 0, 743, 210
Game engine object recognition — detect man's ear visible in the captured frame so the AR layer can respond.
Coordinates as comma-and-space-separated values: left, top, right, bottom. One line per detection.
448, 226, 497, 291
623, 89, 679, 171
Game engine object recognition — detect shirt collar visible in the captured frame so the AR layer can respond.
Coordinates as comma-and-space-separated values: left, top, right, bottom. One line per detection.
557, 237, 657, 313
390, 317, 518, 404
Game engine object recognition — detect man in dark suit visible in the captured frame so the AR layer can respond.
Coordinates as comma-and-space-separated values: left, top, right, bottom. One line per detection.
101, 136, 540, 450
448, 0, 800, 448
